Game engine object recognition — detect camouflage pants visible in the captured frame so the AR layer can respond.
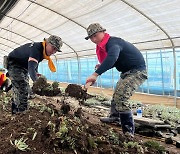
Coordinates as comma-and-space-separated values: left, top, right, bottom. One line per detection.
113, 70, 147, 112
8, 64, 29, 110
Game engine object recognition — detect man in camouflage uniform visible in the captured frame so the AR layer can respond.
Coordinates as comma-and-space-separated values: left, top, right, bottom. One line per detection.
85, 23, 147, 137
7, 35, 63, 114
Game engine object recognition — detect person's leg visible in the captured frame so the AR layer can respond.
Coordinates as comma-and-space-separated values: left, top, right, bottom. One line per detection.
100, 100, 120, 123
8, 64, 29, 114
119, 111, 134, 135
114, 70, 147, 135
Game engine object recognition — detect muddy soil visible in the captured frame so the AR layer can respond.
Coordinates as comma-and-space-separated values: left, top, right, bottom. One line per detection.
0, 83, 179, 154
0, 94, 178, 154
32, 76, 61, 96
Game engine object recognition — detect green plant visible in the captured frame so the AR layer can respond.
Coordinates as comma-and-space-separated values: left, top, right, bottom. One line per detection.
144, 140, 166, 153
25, 127, 37, 140
124, 141, 144, 153
0, 92, 12, 110
47, 121, 56, 132
84, 98, 101, 106
39, 105, 47, 113
109, 128, 119, 145
10, 137, 30, 151
59, 87, 66, 94
128, 100, 142, 109
66, 136, 76, 150
95, 94, 108, 101
101, 100, 111, 106
43, 85, 53, 91
54, 119, 77, 152
87, 135, 97, 148
32, 132, 37, 140
143, 105, 180, 126
52, 81, 59, 89
56, 120, 68, 138
34, 119, 42, 127
76, 126, 83, 133
95, 136, 106, 143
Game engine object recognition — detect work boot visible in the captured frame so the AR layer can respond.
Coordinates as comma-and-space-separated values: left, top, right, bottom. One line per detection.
120, 111, 135, 135
100, 115, 120, 124
100, 101, 120, 124
12, 102, 28, 114
11, 102, 18, 114
18, 103, 28, 113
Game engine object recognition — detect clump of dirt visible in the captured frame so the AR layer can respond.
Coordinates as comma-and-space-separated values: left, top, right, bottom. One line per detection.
65, 84, 92, 104
32, 76, 61, 96
74, 107, 83, 118
60, 103, 71, 114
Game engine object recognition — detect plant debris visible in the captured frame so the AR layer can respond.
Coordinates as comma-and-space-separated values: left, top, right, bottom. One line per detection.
32, 76, 61, 96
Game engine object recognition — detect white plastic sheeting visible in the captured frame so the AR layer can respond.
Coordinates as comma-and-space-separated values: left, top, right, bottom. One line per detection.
0, 0, 180, 63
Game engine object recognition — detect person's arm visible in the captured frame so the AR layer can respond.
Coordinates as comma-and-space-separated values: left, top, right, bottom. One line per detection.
28, 57, 39, 81
95, 45, 121, 75
85, 45, 122, 89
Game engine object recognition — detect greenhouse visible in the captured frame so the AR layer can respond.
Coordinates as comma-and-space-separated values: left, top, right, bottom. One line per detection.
0, 0, 180, 153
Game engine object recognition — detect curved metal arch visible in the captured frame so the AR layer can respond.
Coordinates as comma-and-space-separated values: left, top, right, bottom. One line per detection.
0, 47, 8, 53
27, 0, 86, 29
121, 0, 177, 106
0, 42, 14, 49
0, 36, 20, 45
121, 0, 174, 46
2, 13, 76, 53
0, 26, 33, 41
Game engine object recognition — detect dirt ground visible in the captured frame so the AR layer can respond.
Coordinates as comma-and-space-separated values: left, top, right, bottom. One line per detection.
0, 91, 180, 154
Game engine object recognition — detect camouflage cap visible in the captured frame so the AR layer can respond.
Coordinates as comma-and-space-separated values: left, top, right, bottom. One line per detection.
85, 23, 106, 40
46, 35, 63, 52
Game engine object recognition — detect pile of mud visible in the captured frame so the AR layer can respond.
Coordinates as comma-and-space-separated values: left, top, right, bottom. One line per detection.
65, 84, 92, 104
0, 94, 168, 154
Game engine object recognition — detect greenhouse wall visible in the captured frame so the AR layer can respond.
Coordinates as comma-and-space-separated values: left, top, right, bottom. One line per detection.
39, 49, 180, 97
